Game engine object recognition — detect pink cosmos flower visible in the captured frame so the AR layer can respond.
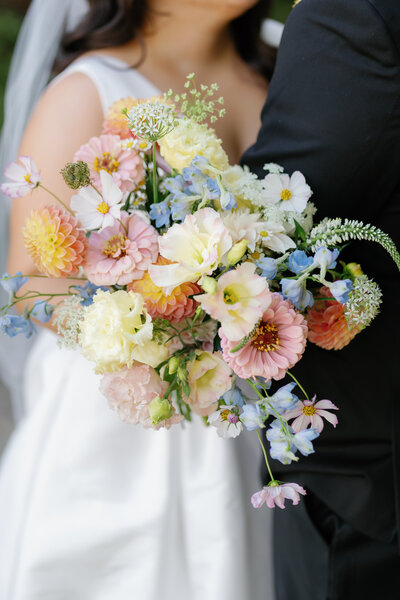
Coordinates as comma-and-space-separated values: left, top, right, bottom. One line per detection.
85, 212, 159, 286
74, 134, 145, 193
1, 156, 41, 198
220, 292, 308, 381
100, 362, 183, 429
251, 483, 306, 509
284, 395, 338, 433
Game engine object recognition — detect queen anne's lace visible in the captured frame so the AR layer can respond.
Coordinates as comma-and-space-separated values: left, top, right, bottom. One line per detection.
53, 295, 85, 349
126, 101, 178, 142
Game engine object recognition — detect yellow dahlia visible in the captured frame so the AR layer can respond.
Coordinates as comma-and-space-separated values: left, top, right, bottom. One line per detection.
128, 256, 201, 323
23, 204, 88, 277
102, 97, 138, 139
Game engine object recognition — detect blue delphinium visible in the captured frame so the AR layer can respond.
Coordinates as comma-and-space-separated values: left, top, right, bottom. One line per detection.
72, 282, 106, 306
240, 403, 265, 431
222, 387, 244, 407
281, 278, 314, 310
313, 247, 339, 274
0, 271, 28, 296
149, 199, 171, 228
267, 382, 299, 415
30, 300, 54, 323
0, 314, 35, 338
287, 250, 313, 275
328, 279, 353, 304
257, 257, 278, 280
266, 419, 319, 465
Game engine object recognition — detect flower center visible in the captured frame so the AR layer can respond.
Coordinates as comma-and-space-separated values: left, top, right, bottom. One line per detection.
252, 322, 280, 352
220, 409, 238, 424
302, 405, 317, 416
251, 251, 260, 260
24, 173, 32, 183
260, 230, 269, 238
280, 188, 292, 201
103, 233, 128, 258
93, 152, 120, 174
97, 201, 110, 215
223, 286, 239, 305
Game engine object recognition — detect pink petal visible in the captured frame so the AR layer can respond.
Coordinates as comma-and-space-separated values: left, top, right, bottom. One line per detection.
317, 409, 338, 428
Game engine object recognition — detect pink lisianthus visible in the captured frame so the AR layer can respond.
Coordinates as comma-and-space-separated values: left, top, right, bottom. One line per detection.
284, 395, 338, 433
251, 483, 306, 509
1, 156, 41, 198
100, 363, 183, 429
196, 262, 271, 341
85, 212, 159, 286
220, 292, 308, 381
187, 350, 233, 416
74, 134, 145, 193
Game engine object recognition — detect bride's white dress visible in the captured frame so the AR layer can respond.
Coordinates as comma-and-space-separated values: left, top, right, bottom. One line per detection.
0, 56, 273, 600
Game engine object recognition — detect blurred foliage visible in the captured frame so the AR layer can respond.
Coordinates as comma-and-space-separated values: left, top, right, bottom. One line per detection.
0, 8, 23, 128
0, 1, 293, 129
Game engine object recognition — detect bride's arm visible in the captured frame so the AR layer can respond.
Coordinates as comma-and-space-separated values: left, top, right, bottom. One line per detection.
7, 72, 103, 329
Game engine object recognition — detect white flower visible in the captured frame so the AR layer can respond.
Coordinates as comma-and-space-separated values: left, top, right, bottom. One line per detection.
220, 208, 264, 252
79, 290, 153, 373
70, 170, 123, 231
262, 171, 312, 213
221, 165, 264, 207
127, 100, 177, 143
149, 207, 232, 293
1, 155, 41, 198
263, 163, 284, 174
258, 222, 296, 254
208, 406, 243, 438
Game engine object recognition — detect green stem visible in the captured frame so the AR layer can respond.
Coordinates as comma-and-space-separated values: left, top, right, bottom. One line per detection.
39, 184, 74, 215
152, 143, 158, 203
246, 378, 265, 401
287, 370, 309, 400
256, 430, 275, 483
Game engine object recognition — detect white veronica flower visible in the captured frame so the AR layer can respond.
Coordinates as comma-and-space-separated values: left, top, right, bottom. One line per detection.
262, 171, 312, 213
70, 170, 123, 231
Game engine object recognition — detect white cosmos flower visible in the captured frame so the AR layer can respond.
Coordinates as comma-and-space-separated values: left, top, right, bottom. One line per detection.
1, 155, 41, 198
262, 171, 312, 213
70, 170, 123, 231
258, 222, 296, 254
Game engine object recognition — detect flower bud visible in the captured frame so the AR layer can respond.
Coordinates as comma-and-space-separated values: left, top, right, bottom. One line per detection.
61, 161, 91, 189
345, 262, 364, 279
226, 239, 248, 266
201, 276, 218, 295
168, 356, 180, 375
148, 396, 173, 426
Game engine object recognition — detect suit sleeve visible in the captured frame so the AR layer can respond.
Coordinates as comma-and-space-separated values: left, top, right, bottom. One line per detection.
242, 0, 400, 224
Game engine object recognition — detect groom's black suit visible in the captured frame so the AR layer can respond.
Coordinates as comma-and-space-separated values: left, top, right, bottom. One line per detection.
243, 0, 400, 598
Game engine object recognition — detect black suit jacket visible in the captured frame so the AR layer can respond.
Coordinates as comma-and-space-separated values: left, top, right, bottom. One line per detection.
243, 0, 400, 544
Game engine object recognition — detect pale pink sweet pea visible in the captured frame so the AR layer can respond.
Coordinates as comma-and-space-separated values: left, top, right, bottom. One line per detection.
74, 134, 145, 193
149, 207, 232, 294
284, 396, 339, 433
220, 292, 308, 381
251, 483, 306, 509
70, 170, 123, 231
1, 156, 41, 198
187, 350, 232, 416
100, 362, 183, 429
85, 212, 158, 286
196, 262, 271, 342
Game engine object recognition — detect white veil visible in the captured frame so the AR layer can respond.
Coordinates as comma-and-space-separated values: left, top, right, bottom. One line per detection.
0, 0, 89, 420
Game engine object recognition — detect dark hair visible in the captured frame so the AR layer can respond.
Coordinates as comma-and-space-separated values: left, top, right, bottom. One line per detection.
59, 0, 276, 80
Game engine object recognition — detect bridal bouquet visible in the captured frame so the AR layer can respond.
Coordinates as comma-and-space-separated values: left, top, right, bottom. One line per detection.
2, 74, 399, 509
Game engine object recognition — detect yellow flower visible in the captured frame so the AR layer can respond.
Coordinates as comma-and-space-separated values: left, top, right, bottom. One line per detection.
79, 290, 153, 373
158, 118, 229, 171
22, 204, 87, 277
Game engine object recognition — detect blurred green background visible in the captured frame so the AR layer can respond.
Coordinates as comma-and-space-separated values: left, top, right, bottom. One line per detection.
0, 0, 293, 128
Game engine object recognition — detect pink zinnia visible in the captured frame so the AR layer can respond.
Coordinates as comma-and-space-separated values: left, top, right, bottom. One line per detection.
251, 483, 306, 509
284, 395, 338, 433
220, 292, 308, 381
100, 363, 183, 429
74, 134, 145, 193
85, 212, 159, 286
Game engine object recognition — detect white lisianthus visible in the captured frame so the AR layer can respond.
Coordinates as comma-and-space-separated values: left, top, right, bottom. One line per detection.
71, 170, 123, 231
158, 118, 229, 171
132, 340, 169, 368
221, 208, 265, 252
149, 207, 232, 293
196, 262, 272, 341
79, 290, 153, 373
262, 171, 312, 213
187, 350, 232, 415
